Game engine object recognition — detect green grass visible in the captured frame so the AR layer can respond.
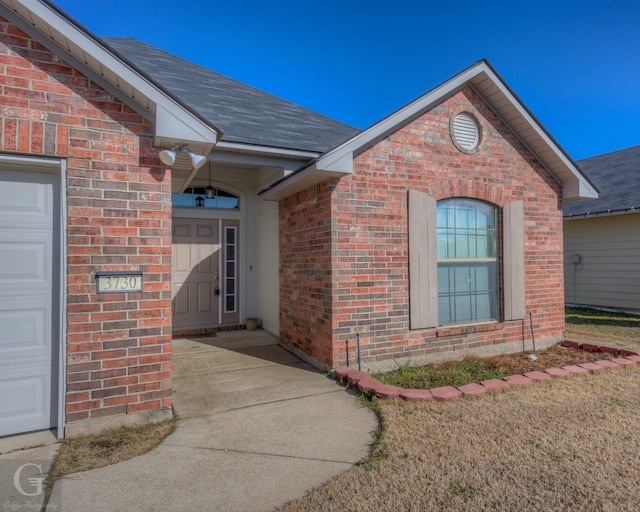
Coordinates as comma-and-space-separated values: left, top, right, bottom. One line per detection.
565, 306, 640, 329
565, 306, 640, 350
373, 358, 507, 389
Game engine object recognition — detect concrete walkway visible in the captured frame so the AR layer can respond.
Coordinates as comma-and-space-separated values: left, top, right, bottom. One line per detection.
50, 331, 377, 511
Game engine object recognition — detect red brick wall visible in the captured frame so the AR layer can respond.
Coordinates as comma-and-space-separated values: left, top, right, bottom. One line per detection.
280, 86, 565, 369
1, 19, 172, 433
279, 182, 334, 364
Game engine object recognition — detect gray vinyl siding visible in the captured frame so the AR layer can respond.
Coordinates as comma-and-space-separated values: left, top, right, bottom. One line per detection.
564, 213, 640, 310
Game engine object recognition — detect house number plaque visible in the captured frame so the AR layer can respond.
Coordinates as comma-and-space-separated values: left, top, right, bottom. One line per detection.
96, 271, 143, 293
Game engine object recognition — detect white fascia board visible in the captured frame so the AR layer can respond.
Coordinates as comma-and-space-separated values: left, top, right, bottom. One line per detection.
259, 162, 347, 201
262, 59, 598, 203
314, 59, 598, 201
215, 141, 320, 160
259, 162, 318, 200
314, 151, 354, 174
155, 105, 219, 148
6, 0, 219, 147
562, 179, 599, 201
260, 63, 482, 199
473, 63, 598, 201
313, 64, 480, 174
209, 152, 310, 173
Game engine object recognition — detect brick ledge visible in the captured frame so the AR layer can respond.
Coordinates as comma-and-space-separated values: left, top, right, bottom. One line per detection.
334, 341, 640, 402
436, 322, 502, 338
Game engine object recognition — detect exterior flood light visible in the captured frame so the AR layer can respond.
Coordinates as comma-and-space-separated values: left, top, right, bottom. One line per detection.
159, 145, 207, 170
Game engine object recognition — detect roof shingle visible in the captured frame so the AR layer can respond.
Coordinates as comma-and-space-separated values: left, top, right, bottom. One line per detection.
102, 37, 360, 154
564, 145, 640, 217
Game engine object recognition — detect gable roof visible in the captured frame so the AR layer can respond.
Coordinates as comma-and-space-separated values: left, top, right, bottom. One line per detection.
564, 145, 640, 218
1, 0, 358, 193
260, 59, 599, 202
102, 38, 360, 155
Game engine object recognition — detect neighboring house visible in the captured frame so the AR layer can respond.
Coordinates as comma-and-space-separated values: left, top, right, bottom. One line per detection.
0, 0, 596, 439
564, 145, 640, 311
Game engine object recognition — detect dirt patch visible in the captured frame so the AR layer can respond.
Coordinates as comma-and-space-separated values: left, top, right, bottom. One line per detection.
473, 344, 614, 375
44, 417, 175, 508
51, 418, 175, 476
375, 344, 616, 390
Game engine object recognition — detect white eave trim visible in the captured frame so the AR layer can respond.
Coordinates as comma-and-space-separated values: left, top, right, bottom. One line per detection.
215, 141, 320, 160
261, 60, 598, 202
468, 63, 598, 201
2, 0, 220, 148
259, 161, 350, 201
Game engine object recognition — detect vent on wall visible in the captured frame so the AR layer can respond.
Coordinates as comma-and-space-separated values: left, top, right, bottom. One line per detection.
451, 113, 480, 151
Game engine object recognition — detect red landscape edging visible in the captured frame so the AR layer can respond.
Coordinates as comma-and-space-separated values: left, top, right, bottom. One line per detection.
334, 342, 640, 402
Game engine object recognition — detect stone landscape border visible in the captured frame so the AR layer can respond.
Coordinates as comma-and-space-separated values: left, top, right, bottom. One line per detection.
334, 340, 640, 402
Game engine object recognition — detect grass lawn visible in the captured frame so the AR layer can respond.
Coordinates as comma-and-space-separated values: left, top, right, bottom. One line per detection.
280, 307, 640, 511
565, 306, 640, 351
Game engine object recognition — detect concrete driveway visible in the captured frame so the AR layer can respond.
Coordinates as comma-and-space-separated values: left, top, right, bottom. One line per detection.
51, 331, 377, 511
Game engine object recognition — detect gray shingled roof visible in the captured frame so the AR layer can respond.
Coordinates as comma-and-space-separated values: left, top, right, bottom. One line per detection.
564, 145, 640, 217
101, 38, 360, 154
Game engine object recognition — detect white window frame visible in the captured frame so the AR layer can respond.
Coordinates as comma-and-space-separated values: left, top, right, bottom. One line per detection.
223, 225, 238, 314
436, 198, 498, 326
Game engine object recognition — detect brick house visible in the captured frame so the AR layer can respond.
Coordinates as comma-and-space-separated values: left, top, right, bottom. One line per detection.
0, 0, 596, 439
265, 72, 598, 371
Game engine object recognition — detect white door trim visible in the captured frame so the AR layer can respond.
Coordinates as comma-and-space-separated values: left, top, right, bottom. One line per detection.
0, 153, 66, 439
57, 159, 67, 439
172, 183, 247, 325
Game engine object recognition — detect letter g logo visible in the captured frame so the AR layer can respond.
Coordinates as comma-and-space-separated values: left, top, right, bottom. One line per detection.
13, 462, 44, 496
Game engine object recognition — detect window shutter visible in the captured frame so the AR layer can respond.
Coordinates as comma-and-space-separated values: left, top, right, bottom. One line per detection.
503, 200, 525, 320
409, 190, 438, 329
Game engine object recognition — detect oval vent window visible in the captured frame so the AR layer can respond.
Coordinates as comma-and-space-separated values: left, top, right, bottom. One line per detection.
451, 113, 480, 151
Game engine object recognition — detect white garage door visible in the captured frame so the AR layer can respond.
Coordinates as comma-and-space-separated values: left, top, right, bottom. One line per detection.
0, 164, 60, 437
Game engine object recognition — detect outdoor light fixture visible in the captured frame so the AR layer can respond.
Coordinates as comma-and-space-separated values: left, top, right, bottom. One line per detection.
195, 195, 205, 208
205, 162, 215, 199
159, 145, 207, 170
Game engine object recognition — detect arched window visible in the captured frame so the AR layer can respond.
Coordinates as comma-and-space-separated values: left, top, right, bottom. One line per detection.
409, 190, 524, 330
436, 198, 497, 325
172, 187, 239, 209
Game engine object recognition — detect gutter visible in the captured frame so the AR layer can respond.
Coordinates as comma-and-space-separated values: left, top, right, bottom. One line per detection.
564, 207, 638, 220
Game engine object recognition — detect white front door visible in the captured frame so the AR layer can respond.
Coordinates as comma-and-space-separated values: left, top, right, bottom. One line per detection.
172, 220, 220, 329
0, 166, 60, 436
172, 219, 240, 330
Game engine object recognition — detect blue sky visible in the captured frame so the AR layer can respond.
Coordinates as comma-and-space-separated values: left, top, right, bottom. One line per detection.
53, 0, 639, 160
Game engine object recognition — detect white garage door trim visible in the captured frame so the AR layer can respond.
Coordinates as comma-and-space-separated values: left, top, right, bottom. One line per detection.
0, 154, 66, 439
